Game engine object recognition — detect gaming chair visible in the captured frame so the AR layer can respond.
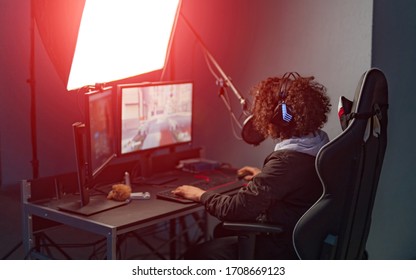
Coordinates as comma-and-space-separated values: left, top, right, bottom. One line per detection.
223, 68, 389, 259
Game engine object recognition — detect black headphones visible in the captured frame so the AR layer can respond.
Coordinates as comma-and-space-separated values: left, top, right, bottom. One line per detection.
271, 72, 300, 127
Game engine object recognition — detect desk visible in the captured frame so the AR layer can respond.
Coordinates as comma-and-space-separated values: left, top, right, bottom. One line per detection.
21, 168, 241, 260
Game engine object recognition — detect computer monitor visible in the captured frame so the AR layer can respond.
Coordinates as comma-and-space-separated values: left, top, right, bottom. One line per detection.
85, 87, 117, 179
59, 87, 128, 216
117, 81, 193, 156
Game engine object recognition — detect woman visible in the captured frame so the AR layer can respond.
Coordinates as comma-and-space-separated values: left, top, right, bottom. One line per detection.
172, 72, 331, 259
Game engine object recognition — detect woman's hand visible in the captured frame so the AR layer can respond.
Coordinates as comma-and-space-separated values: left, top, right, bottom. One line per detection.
237, 166, 261, 181
171, 185, 206, 202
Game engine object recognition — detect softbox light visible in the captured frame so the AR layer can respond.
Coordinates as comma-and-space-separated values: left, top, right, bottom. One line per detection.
33, 0, 180, 91
66, 0, 180, 91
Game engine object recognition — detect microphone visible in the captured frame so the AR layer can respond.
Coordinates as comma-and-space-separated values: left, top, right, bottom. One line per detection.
241, 115, 266, 146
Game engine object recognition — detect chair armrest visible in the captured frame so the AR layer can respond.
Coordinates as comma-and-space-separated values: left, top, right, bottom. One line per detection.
221, 222, 284, 259
222, 222, 284, 234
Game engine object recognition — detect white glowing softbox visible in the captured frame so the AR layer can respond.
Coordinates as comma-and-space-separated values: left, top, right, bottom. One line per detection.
67, 0, 180, 91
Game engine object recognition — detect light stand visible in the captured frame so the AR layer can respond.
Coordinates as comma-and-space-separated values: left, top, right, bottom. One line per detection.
28, 0, 39, 179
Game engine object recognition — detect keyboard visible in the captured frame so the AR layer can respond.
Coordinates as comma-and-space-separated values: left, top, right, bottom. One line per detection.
156, 176, 244, 204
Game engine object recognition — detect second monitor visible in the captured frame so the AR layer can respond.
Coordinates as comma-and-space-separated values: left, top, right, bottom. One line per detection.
117, 81, 193, 156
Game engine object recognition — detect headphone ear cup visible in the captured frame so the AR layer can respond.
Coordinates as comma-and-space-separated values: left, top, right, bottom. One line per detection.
272, 102, 293, 127
272, 73, 297, 128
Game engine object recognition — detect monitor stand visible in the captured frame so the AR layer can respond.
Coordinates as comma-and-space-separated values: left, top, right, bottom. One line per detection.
58, 196, 129, 216
67, 122, 130, 216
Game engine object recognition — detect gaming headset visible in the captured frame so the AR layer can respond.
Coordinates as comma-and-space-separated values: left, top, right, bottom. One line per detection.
241, 72, 301, 145
271, 72, 300, 128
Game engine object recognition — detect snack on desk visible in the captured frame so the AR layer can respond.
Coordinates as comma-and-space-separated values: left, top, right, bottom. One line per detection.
107, 184, 131, 201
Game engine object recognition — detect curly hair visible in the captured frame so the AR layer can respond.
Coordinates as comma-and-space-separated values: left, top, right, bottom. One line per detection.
250, 74, 331, 139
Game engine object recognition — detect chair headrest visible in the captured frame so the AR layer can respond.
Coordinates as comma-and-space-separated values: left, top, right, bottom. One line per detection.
337, 96, 353, 130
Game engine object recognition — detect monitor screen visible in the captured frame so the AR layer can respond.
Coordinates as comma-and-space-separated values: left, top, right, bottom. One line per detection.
85, 86, 117, 179
118, 81, 193, 155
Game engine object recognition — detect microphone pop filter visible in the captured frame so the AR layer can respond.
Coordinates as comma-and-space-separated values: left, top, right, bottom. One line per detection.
241, 115, 266, 146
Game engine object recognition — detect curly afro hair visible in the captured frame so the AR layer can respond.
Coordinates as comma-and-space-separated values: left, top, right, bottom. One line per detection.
250, 73, 331, 139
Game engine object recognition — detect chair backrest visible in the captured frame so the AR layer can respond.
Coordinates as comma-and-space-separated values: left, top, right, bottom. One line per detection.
292, 68, 389, 259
